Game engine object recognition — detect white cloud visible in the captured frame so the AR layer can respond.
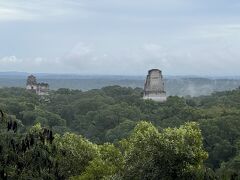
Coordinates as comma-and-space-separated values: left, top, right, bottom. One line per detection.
0, 0, 87, 22
0, 56, 22, 63
1, 37, 240, 76
0, 7, 35, 21
66, 43, 92, 59
0, 1, 240, 75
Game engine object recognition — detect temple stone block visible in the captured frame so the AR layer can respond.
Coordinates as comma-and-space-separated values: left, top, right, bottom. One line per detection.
26, 75, 49, 95
143, 69, 167, 102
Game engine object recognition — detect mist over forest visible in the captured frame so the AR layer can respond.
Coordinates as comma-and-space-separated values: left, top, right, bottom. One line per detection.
0, 73, 240, 97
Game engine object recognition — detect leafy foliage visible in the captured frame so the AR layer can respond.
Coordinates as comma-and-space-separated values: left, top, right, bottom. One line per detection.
1, 86, 240, 178
120, 122, 208, 179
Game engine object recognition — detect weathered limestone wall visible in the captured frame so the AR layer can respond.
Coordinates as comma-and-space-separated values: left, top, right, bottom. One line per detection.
26, 75, 49, 95
26, 75, 37, 86
26, 85, 37, 90
143, 69, 167, 102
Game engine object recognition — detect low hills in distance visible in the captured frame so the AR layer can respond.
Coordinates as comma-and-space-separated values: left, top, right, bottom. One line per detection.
0, 72, 240, 97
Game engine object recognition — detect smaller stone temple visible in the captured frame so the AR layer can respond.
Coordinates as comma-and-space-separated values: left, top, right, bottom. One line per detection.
143, 69, 167, 102
26, 75, 49, 95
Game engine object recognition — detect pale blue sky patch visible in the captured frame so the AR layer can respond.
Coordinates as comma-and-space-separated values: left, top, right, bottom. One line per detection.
0, 0, 240, 75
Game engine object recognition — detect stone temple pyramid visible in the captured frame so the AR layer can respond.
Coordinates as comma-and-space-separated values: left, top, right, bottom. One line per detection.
143, 69, 167, 102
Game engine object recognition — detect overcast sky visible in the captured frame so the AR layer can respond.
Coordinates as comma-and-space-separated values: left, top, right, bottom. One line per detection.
0, 0, 240, 76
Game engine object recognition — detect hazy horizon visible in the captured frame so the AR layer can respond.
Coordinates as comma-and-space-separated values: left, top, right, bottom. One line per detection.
1, 70, 240, 78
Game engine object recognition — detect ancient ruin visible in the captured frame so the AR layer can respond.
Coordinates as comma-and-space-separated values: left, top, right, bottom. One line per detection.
26, 75, 49, 95
143, 69, 167, 102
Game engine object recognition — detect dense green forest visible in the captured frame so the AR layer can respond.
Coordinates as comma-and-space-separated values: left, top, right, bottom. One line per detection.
1, 86, 240, 179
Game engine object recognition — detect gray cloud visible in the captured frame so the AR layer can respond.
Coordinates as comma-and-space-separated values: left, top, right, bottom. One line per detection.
2, 38, 240, 76
0, 0, 240, 75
